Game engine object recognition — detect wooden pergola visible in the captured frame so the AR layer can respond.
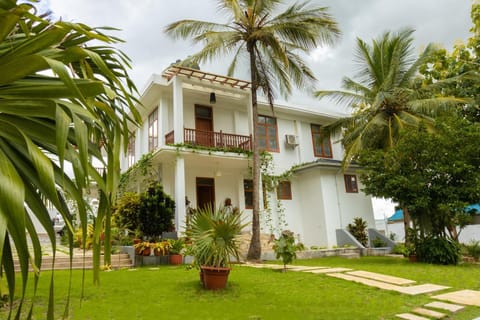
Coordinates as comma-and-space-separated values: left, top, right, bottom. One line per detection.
163, 65, 251, 90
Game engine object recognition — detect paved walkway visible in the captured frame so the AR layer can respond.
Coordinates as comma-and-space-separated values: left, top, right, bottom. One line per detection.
242, 263, 478, 319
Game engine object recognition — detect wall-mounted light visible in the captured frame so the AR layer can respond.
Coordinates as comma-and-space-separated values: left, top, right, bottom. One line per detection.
210, 92, 216, 104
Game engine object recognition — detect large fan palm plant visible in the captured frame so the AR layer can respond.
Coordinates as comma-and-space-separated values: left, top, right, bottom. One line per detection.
0, 1, 140, 318
165, 0, 340, 260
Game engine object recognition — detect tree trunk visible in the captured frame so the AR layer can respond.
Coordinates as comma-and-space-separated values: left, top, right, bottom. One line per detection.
403, 205, 411, 245
247, 46, 261, 261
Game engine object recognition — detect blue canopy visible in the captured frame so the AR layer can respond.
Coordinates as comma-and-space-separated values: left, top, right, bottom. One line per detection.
388, 204, 480, 222
388, 209, 404, 222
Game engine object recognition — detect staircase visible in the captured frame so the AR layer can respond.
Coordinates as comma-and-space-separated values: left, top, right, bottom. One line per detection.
13, 253, 133, 272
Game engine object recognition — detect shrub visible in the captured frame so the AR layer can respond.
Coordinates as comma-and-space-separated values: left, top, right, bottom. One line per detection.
372, 237, 387, 248
112, 192, 141, 233
391, 243, 407, 256
273, 230, 303, 271
347, 217, 368, 247
463, 240, 480, 261
417, 236, 461, 265
138, 183, 175, 239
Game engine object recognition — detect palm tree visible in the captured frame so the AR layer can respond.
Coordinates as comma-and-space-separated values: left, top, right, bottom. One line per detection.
165, 0, 340, 260
0, 2, 140, 318
315, 28, 465, 165
315, 28, 465, 247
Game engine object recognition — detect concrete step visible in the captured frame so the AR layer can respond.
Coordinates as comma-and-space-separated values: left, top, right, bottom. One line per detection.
13, 253, 133, 271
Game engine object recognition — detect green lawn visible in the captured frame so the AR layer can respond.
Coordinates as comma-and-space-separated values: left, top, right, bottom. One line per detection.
2, 257, 480, 319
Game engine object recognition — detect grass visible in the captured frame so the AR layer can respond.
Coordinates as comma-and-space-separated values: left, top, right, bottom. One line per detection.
1, 256, 480, 319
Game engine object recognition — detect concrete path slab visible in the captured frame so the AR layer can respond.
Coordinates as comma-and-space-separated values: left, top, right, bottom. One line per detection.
396, 313, 430, 320
243, 263, 284, 269
412, 307, 446, 319
424, 301, 464, 312
288, 266, 328, 271
327, 273, 402, 291
347, 270, 416, 285
396, 284, 450, 295
327, 273, 449, 295
433, 289, 480, 307
306, 267, 352, 274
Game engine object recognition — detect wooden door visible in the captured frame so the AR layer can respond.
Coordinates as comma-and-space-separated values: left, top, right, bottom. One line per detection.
195, 105, 213, 146
196, 177, 215, 210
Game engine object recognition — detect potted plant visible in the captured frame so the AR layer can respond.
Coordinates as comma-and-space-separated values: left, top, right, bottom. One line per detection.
134, 241, 152, 256
188, 205, 248, 290
168, 238, 185, 265
152, 241, 170, 256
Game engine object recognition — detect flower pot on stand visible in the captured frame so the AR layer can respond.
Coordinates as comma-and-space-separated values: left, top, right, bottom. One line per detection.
142, 247, 151, 256
169, 254, 183, 265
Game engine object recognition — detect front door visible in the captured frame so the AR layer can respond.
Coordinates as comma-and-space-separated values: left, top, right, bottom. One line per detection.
196, 177, 215, 210
195, 105, 213, 147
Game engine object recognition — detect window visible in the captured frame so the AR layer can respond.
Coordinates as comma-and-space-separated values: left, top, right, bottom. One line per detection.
257, 115, 279, 152
311, 124, 332, 158
243, 179, 253, 209
344, 174, 358, 193
277, 181, 292, 200
127, 135, 135, 167
148, 108, 158, 151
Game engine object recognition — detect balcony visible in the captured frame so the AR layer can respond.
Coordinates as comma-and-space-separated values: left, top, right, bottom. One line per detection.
165, 128, 252, 152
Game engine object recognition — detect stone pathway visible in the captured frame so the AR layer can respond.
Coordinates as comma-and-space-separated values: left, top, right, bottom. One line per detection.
242, 263, 476, 319
347, 270, 416, 285
433, 289, 480, 307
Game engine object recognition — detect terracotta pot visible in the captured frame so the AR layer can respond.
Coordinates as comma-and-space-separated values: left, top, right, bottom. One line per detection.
408, 255, 417, 262
201, 266, 231, 290
154, 248, 165, 256
142, 248, 151, 256
169, 254, 183, 265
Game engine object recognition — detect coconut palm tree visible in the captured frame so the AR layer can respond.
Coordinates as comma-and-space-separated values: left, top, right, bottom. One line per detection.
165, 0, 340, 260
0, 2, 140, 318
315, 28, 465, 165
315, 28, 466, 247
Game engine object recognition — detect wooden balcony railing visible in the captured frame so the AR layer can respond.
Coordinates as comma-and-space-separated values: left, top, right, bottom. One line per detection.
165, 128, 252, 152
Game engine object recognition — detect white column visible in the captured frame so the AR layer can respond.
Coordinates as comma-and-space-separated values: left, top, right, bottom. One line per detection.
174, 156, 186, 234
158, 97, 164, 148
173, 77, 184, 144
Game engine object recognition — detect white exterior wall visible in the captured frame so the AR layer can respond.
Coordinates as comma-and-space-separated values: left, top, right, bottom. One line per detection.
336, 173, 375, 229
320, 173, 343, 246
294, 172, 329, 246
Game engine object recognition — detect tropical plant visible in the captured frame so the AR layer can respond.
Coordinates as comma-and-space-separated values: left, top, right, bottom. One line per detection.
138, 183, 175, 240
168, 238, 185, 255
165, 0, 340, 260
315, 28, 465, 165
188, 205, 248, 268
347, 217, 368, 247
0, 1, 140, 318
152, 241, 171, 256
272, 230, 303, 272
112, 192, 141, 233
134, 241, 152, 255
416, 236, 461, 265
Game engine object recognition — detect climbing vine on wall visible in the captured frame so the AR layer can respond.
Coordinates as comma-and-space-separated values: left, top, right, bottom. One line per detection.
119, 152, 157, 195
260, 152, 292, 236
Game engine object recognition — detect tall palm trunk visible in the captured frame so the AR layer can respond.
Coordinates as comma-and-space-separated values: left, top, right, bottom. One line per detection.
247, 46, 261, 260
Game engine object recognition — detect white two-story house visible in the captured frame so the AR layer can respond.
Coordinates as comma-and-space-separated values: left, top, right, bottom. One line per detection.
121, 65, 375, 248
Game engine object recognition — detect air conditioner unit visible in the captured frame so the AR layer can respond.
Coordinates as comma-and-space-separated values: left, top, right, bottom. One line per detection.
285, 134, 299, 146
